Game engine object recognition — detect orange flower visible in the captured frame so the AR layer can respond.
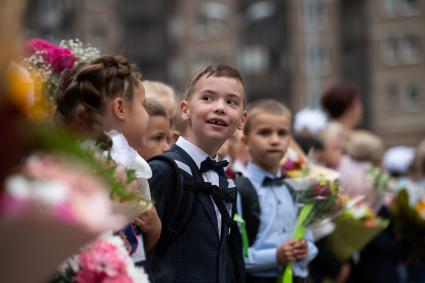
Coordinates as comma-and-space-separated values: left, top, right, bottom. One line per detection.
416, 199, 425, 220
7, 63, 50, 120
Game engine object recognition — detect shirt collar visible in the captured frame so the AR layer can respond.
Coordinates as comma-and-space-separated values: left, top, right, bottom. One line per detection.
244, 161, 282, 186
107, 129, 152, 178
176, 136, 216, 169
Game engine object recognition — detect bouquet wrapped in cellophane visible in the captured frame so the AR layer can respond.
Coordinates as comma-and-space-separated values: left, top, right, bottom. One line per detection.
0, 125, 152, 283
326, 202, 389, 261
1, 36, 151, 283
390, 189, 425, 261
279, 153, 343, 283
49, 233, 149, 283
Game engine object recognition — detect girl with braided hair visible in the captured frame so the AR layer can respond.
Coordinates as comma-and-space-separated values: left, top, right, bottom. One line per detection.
54, 55, 161, 264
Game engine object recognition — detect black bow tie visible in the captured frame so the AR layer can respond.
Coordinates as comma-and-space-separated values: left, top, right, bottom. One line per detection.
262, 176, 285, 187
194, 182, 237, 203
187, 181, 236, 228
200, 158, 229, 173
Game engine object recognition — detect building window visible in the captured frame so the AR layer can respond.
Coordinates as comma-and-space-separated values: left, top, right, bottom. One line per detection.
245, 1, 275, 22
193, 1, 229, 40
381, 0, 420, 17
302, 0, 327, 30
305, 45, 330, 76
381, 37, 398, 65
381, 0, 398, 17
401, 82, 422, 112
385, 84, 399, 110
401, 0, 420, 16
400, 34, 421, 64
238, 46, 269, 75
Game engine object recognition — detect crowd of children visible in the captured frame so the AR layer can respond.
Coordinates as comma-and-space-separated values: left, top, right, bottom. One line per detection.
1, 0, 424, 280
50, 55, 425, 283
2, 42, 424, 283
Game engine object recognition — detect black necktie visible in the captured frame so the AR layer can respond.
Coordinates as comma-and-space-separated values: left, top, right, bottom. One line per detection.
200, 158, 229, 174
262, 176, 285, 187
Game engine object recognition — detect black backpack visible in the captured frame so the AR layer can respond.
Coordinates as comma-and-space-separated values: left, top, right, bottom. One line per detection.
234, 175, 297, 246
149, 149, 197, 252
149, 149, 246, 283
234, 176, 261, 246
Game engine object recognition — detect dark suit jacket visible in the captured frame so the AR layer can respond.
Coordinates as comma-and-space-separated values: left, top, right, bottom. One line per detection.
147, 145, 231, 283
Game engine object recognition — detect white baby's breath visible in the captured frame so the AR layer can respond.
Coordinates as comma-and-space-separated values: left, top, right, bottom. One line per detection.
60, 39, 100, 63
23, 51, 52, 84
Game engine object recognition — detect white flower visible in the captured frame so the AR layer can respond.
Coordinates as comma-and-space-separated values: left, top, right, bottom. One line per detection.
60, 39, 100, 63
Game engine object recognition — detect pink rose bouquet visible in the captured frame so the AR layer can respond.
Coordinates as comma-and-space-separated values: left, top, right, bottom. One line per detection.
50, 233, 149, 283
26, 38, 77, 72
22, 38, 100, 103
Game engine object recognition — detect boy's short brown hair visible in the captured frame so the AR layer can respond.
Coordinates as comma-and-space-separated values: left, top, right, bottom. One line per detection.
184, 64, 245, 103
244, 99, 292, 135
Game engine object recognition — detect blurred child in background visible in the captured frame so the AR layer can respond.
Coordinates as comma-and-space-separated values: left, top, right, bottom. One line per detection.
143, 80, 177, 119
138, 99, 171, 160
339, 130, 384, 210
314, 127, 345, 170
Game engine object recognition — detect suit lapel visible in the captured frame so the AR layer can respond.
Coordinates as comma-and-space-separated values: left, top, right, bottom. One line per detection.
197, 192, 220, 238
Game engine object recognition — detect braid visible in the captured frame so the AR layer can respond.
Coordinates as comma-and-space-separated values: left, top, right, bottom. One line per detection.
54, 55, 142, 147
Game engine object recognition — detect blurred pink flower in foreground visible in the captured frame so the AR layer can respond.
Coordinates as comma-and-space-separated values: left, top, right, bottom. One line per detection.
2, 154, 129, 232
76, 237, 132, 283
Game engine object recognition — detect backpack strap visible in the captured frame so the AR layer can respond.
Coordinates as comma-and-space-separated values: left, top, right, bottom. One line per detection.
172, 145, 237, 228
151, 144, 239, 254
149, 150, 196, 254
234, 176, 260, 246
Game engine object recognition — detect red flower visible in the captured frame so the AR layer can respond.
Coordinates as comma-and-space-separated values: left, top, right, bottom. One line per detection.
25, 38, 77, 73
47, 47, 77, 72
25, 38, 57, 55
312, 182, 332, 199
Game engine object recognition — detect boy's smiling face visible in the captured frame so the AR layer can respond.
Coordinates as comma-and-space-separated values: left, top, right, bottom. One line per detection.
245, 112, 291, 174
181, 75, 246, 156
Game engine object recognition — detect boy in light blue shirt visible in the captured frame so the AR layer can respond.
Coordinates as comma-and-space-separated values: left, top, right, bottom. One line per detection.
240, 99, 317, 283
